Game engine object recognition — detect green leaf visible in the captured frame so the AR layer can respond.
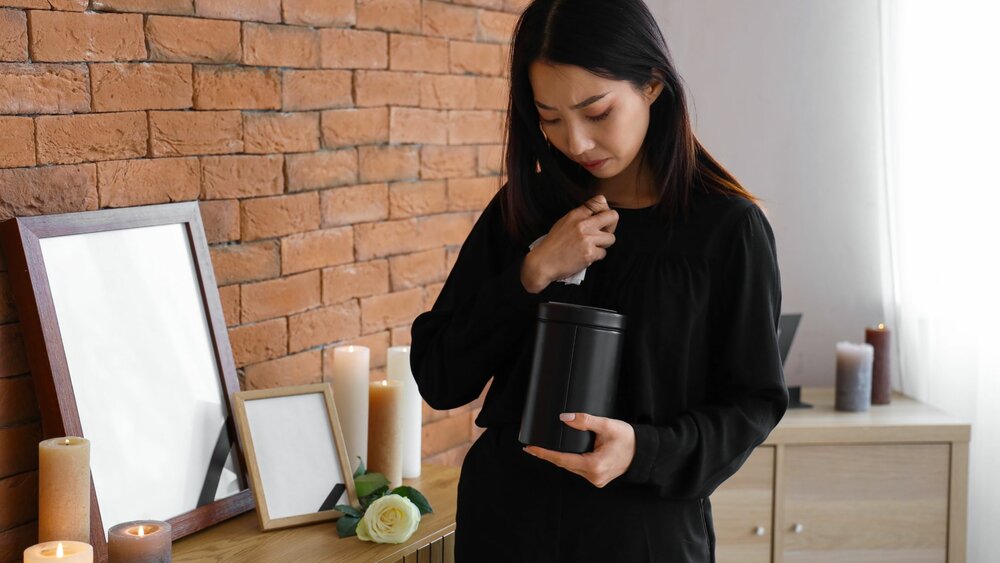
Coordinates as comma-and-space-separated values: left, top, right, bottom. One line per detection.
353, 457, 366, 479
359, 485, 389, 510
334, 504, 362, 518
335, 515, 359, 538
354, 472, 389, 498
390, 486, 434, 515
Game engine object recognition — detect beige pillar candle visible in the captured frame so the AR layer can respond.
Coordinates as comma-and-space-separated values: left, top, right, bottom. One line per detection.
387, 346, 422, 479
368, 379, 404, 489
23, 541, 93, 563
38, 437, 91, 543
108, 520, 171, 563
330, 345, 370, 474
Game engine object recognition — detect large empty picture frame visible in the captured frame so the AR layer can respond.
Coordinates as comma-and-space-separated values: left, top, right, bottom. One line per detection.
232, 383, 358, 530
0, 203, 253, 561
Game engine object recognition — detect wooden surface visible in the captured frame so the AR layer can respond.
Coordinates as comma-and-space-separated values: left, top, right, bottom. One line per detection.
173, 464, 460, 563
711, 446, 774, 563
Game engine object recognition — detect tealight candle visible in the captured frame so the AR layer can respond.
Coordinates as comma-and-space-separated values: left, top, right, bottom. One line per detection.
23, 541, 93, 563
368, 379, 404, 489
108, 520, 172, 563
865, 323, 892, 405
387, 346, 422, 479
38, 437, 90, 543
330, 345, 370, 474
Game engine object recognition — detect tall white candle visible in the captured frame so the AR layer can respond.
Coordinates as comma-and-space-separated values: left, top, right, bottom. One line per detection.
330, 345, 370, 474
387, 346, 422, 478
835, 341, 875, 412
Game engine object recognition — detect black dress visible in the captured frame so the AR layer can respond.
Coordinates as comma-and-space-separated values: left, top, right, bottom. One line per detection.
409, 184, 789, 562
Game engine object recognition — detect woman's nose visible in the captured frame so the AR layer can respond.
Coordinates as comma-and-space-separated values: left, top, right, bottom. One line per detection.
565, 123, 595, 158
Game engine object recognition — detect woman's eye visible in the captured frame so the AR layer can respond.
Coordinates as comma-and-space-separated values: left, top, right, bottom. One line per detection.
587, 109, 612, 122
541, 117, 560, 125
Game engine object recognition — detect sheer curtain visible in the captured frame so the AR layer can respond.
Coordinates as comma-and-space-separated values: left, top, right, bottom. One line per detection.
880, 1, 1000, 559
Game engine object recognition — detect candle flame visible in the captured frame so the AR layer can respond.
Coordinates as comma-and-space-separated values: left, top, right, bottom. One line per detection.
56, 542, 64, 558
63, 439, 70, 445
347, 345, 354, 352
138, 525, 145, 537
381, 380, 388, 386
878, 323, 885, 330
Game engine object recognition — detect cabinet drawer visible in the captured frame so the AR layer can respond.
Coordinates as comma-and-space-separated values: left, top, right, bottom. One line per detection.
711, 446, 774, 563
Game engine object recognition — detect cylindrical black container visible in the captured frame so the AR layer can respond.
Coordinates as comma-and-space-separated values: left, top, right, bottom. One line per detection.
518, 302, 626, 453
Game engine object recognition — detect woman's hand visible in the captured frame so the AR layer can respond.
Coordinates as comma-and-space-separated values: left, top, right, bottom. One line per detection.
522, 412, 636, 488
521, 194, 619, 293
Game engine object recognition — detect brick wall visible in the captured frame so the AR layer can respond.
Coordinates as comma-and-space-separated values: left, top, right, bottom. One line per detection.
0, 0, 528, 558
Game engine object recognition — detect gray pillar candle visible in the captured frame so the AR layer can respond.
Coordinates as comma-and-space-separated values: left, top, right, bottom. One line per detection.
107, 521, 171, 563
835, 341, 875, 412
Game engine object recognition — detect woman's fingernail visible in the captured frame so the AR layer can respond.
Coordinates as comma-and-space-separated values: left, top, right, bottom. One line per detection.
559, 413, 575, 421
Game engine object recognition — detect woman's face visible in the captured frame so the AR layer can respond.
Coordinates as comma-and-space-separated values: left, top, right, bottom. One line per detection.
529, 61, 663, 179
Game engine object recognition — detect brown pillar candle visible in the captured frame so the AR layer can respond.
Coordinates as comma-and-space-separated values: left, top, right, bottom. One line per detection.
368, 379, 404, 489
108, 520, 172, 563
38, 436, 91, 543
865, 323, 893, 405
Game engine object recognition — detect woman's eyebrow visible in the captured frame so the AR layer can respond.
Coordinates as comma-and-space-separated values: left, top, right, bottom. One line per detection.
535, 91, 611, 111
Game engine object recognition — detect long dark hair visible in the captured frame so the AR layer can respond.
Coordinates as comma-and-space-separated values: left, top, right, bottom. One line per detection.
501, 0, 757, 245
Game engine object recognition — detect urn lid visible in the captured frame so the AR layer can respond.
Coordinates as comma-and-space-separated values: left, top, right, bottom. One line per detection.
537, 301, 626, 331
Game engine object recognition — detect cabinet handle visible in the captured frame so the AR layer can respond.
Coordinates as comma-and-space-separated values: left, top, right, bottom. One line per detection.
792, 523, 805, 534
754, 526, 766, 537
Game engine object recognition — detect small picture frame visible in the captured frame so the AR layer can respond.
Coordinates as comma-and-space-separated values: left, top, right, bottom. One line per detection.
232, 383, 358, 530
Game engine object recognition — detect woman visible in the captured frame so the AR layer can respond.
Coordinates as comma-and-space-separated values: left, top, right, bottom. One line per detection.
409, 0, 788, 561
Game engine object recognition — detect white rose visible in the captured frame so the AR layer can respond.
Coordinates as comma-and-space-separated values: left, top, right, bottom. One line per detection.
356, 494, 421, 544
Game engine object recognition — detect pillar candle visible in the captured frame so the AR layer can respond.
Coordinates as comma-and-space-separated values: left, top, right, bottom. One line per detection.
108, 521, 171, 563
38, 437, 90, 543
865, 323, 892, 405
368, 380, 404, 489
835, 342, 875, 412
330, 345, 370, 474
387, 346, 422, 479
23, 541, 93, 563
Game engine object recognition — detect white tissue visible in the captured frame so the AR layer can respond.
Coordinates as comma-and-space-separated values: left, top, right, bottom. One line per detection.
528, 234, 587, 285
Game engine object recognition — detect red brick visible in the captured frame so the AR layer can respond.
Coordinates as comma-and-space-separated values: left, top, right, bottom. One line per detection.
241, 270, 320, 323
391, 325, 411, 346
389, 107, 447, 145
475, 76, 508, 110
0, 164, 97, 222
0, 63, 88, 114
424, 442, 472, 468
195, 0, 281, 22
359, 145, 419, 183
356, 0, 419, 33
210, 240, 280, 285
36, 112, 147, 165
420, 212, 474, 247
91, 63, 193, 112
0, 376, 36, 426
244, 349, 322, 389
281, 227, 354, 275
283, 0, 354, 26
454, 0, 503, 8
216, 284, 240, 326
447, 177, 499, 211
243, 23, 319, 68
321, 259, 389, 305
0, 324, 27, 377
504, 0, 531, 12
0, 10, 27, 62
324, 331, 389, 374
420, 145, 477, 180
193, 66, 280, 110
389, 248, 445, 290
201, 154, 284, 199
450, 41, 502, 76
354, 219, 419, 260
478, 144, 503, 175
423, 399, 445, 424
360, 287, 423, 333
0, 116, 33, 168
288, 300, 360, 352
0, 0, 47, 7
92, 0, 194, 15
228, 318, 287, 368
286, 149, 357, 192
419, 73, 477, 109
478, 9, 518, 43
448, 110, 503, 144
97, 157, 199, 207
423, 281, 444, 308
388, 34, 448, 73
422, 1, 476, 40
321, 108, 388, 148
244, 112, 320, 154
241, 192, 321, 241
446, 246, 460, 271
146, 15, 241, 63
421, 411, 472, 457
320, 182, 389, 226
282, 70, 351, 111
355, 70, 420, 107
150, 110, 243, 156
388, 180, 447, 219
28, 11, 146, 62
319, 28, 387, 69
199, 199, 240, 243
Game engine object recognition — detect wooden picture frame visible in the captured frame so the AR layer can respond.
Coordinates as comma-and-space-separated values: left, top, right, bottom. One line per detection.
232, 383, 359, 530
0, 203, 253, 562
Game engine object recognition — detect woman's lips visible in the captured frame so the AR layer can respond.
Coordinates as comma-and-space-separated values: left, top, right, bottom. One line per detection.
580, 158, 608, 169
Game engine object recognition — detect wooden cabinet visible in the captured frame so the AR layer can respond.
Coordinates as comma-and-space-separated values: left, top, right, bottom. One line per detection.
711, 388, 969, 563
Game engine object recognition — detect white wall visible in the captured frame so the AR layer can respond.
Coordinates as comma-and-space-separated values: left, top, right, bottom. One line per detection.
650, 0, 887, 388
